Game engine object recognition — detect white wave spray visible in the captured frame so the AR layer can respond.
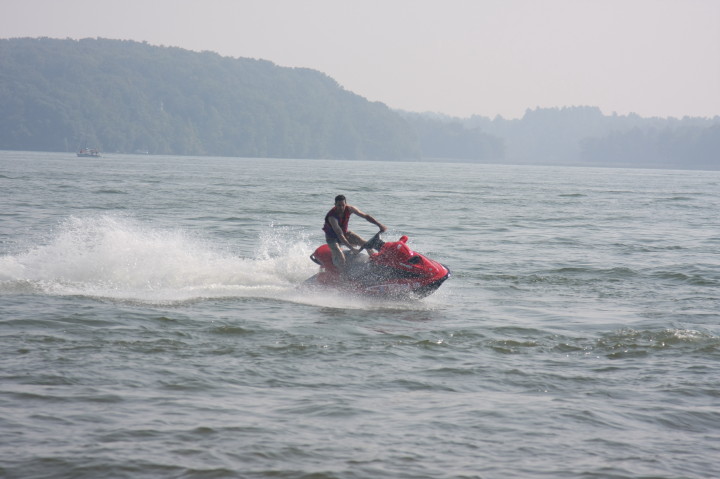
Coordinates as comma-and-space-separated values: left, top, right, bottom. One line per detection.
0, 215, 436, 310
0, 215, 317, 303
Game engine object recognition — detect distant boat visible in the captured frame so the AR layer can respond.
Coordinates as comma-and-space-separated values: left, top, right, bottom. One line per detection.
77, 148, 101, 158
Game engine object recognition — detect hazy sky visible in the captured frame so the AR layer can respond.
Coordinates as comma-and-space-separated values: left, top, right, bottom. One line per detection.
3, 0, 719, 119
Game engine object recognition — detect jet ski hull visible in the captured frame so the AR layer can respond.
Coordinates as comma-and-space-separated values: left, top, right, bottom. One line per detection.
304, 235, 450, 298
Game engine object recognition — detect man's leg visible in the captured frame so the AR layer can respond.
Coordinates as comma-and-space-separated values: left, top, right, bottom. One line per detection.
328, 241, 346, 270
346, 231, 366, 248
347, 231, 377, 253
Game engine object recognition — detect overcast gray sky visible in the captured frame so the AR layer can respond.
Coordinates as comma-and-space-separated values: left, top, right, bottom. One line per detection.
2, 0, 719, 119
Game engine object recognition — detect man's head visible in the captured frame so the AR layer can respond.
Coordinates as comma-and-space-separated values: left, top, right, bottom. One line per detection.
334, 194, 346, 207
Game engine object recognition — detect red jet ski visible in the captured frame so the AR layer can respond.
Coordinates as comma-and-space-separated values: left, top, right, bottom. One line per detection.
304, 233, 450, 298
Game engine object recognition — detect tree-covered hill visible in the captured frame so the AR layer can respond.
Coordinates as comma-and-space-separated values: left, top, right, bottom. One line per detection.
1, 37, 717, 168
0, 37, 424, 160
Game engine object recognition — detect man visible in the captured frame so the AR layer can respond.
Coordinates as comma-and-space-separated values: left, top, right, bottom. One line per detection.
322, 194, 387, 270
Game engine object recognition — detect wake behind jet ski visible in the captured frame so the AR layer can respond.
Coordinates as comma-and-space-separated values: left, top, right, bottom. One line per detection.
304, 232, 450, 298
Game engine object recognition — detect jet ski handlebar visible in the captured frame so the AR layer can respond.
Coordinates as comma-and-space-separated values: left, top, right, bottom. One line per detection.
358, 231, 386, 253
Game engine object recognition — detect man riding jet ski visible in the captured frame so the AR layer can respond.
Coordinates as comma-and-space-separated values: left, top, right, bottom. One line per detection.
322, 194, 387, 270
308, 194, 449, 298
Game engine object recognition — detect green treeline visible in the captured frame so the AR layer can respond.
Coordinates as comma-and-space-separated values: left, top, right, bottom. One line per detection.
1, 37, 718, 168
0, 37, 423, 160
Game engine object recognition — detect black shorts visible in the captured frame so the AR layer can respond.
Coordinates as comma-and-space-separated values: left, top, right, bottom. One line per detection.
325, 231, 353, 245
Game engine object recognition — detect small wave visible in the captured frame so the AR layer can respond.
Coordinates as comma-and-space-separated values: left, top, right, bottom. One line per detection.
552, 266, 637, 277
613, 242, 684, 253
656, 196, 694, 202
92, 188, 128, 194
489, 339, 541, 354
209, 325, 255, 336
595, 328, 719, 358
651, 270, 719, 287
509, 266, 638, 287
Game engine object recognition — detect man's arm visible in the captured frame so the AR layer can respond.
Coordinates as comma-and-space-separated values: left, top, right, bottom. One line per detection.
350, 206, 387, 232
329, 216, 357, 249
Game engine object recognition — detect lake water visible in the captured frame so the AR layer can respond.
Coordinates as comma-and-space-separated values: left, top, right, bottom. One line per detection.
1, 150, 719, 478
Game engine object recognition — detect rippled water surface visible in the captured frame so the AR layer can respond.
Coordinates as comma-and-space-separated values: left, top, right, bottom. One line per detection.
1, 151, 719, 478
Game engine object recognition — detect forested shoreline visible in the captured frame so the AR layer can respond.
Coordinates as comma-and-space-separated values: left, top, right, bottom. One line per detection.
1, 37, 718, 168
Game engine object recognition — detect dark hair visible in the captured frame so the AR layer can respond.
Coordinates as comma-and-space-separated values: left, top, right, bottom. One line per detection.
334, 194, 346, 203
